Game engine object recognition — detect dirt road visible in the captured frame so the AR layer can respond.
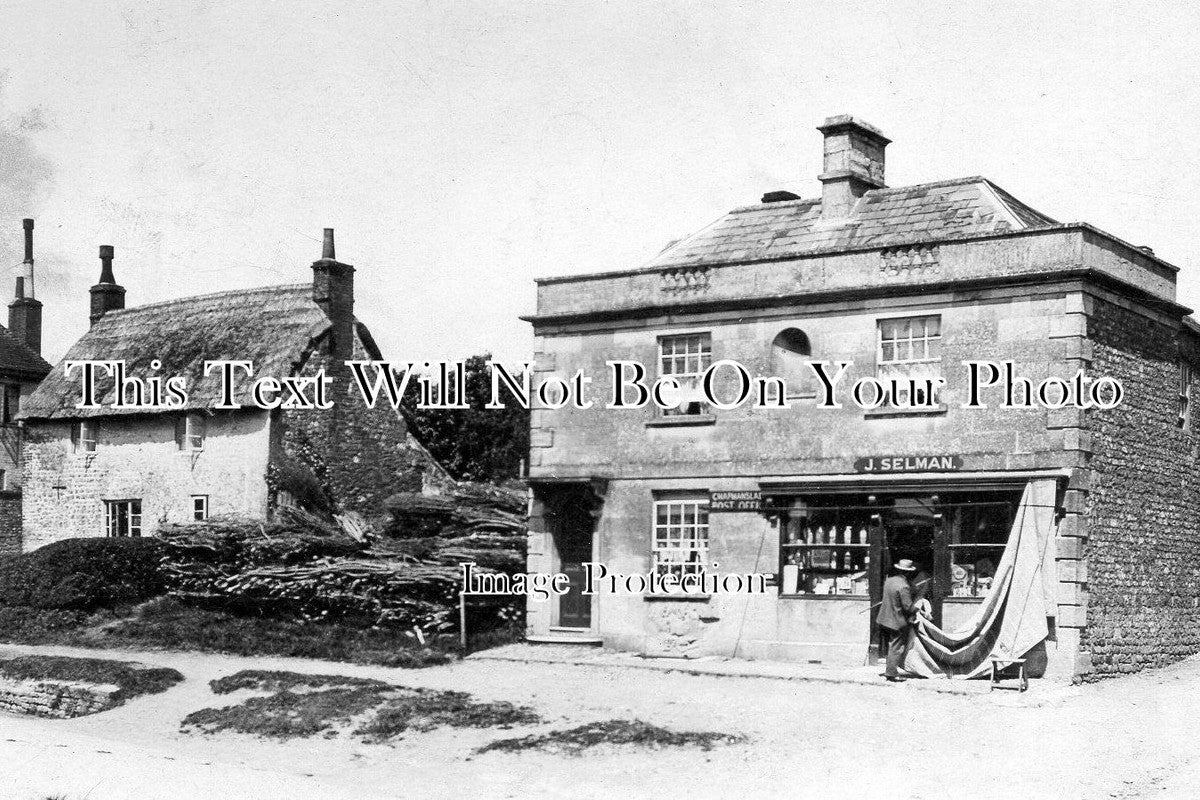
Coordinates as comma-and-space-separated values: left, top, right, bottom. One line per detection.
0, 642, 1194, 800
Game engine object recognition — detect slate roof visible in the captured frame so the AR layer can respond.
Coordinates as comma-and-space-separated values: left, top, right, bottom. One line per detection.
649, 177, 1058, 269
20, 284, 355, 420
0, 324, 51, 380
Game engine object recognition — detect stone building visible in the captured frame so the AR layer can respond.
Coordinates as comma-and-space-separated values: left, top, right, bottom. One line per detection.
524, 115, 1200, 682
18, 230, 448, 549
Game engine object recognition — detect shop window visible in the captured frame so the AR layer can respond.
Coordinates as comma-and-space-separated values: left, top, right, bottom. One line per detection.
770, 328, 813, 399
176, 413, 206, 451
946, 496, 1015, 597
876, 315, 942, 406
104, 499, 142, 538
652, 498, 709, 579
658, 333, 712, 416
781, 500, 872, 595
192, 495, 209, 521
1180, 362, 1192, 431
72, 419, 99, 453
777, 489, 1021, 599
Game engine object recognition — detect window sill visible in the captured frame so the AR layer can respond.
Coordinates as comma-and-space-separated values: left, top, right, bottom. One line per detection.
779, 593, 869, 601
862, 406, 948, 420
645, 414, 716, 428
643, 593, 711, 602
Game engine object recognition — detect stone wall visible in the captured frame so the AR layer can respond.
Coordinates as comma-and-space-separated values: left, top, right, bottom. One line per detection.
21, 411, 272, 550
1080, 295, 1200, 679
0, 678, 120, 718
275, 330, 450, 515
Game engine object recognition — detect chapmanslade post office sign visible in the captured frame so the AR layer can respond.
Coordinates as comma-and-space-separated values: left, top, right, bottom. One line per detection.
709, 490, 763, 512
853, 455, 964, 473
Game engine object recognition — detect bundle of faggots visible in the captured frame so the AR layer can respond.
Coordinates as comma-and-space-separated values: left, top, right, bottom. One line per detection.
157, 484, 526, 631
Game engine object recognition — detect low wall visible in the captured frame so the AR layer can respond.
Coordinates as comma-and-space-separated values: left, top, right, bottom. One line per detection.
0, 678, 121, 718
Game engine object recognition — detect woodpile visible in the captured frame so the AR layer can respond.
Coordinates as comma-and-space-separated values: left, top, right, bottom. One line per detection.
158, 483, 526, 632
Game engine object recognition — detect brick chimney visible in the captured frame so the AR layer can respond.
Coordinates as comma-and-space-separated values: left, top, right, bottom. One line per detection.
311, 228, 355, 363
90, 245, 126, 326
9, 219, 43, 353
817, 115, 890, 219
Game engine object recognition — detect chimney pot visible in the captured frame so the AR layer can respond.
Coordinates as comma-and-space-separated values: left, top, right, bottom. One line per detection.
14, 278, 24, 300
22, 218, 33, 263
90, 245, 125, 326
817, 115, 890, 219
98, 245, 115, 284
322, 228, 336, 260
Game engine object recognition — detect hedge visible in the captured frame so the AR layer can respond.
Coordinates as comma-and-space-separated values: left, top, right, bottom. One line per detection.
0, 537, 166, 611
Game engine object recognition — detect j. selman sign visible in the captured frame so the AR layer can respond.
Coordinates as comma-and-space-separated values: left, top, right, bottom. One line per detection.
853, 455, 964, 473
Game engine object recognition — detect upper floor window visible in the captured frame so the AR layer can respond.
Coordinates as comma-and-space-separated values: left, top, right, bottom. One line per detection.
72, 419, 99, 453
659, 333, 712, 416
877, 315, 942, 407
1180, 362, 1193, 431
176, 412, 206, 451
105, 499, 142, 537
771, 328, 812, 399
2, 384, 19, 425
652, 497, 710, 582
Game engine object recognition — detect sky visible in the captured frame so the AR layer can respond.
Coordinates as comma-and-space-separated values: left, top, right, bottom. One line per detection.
0, 1, 1195, 364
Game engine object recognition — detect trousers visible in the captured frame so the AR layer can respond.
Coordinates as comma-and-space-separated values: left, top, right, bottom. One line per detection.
882, 625, 909, 677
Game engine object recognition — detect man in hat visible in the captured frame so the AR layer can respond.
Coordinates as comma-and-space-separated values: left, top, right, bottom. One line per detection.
876, 559, 919, 682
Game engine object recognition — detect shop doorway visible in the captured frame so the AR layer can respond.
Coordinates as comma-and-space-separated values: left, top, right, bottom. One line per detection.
879, 496, 942, 626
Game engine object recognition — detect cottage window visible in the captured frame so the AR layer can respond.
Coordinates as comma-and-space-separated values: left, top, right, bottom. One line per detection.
659, 333, 712, 416
72, 420, 99, 453
1180, 362, 1192, 431
876, 315, 942, 407
652, 498, 709, 582
192, 495, 209, 521
2, 384, 19, 425
177, 413, 206, 451
104, 499, 142, 538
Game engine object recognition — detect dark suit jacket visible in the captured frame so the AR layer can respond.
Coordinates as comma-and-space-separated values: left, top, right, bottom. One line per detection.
876, 574, 915, 631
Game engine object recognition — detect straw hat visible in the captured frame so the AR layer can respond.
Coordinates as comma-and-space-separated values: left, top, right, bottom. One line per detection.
894, 559, 917, 572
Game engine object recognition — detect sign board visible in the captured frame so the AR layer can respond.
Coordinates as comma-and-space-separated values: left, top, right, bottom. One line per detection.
854, 455, 964, 473
709, 490, 762, 512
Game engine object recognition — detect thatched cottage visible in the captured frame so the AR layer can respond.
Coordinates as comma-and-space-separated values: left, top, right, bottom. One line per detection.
17, 230, 448, 549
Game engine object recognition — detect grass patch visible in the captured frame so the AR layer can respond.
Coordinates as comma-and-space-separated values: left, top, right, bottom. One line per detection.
183, 669, 540, 742
477, 719, 746, 756
209, 669, 387, 694
355, 689, 540, 741
0, 655, 183, 703
0, 598, 470, 668
184, 686, 386, 739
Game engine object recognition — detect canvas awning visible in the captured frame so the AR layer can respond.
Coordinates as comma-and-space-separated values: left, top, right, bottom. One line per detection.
904, 479, 1058, 678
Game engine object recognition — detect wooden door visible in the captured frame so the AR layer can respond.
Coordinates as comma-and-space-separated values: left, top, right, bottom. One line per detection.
555, 501, 594, 628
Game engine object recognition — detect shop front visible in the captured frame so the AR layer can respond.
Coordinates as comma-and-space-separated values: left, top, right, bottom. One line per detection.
759, 474, 1062, 675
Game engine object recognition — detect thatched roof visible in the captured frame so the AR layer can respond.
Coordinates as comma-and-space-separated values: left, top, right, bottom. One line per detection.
21, 283, 371, 420
0, 324, 51, 381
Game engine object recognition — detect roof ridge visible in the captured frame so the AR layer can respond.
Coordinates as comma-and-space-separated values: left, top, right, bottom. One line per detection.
729, 197, 821, 214
865, 176, 989, 197
101, 282, 311, 318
